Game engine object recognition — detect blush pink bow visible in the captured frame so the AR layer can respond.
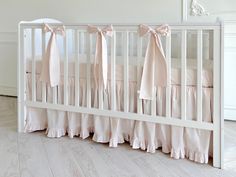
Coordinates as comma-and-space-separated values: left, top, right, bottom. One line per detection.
139, 24, 170, 100
87, 25, 113, 89
40, 23, 65, 87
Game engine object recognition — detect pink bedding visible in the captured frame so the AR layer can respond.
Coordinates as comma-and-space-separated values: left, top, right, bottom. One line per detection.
25, 60, 213, 164
26, 60, 213, 87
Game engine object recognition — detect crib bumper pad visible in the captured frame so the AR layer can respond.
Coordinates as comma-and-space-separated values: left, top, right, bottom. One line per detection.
26, 60, 213, 87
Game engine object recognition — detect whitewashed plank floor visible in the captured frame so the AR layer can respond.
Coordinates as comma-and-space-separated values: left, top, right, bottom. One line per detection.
0, 96, 236, 177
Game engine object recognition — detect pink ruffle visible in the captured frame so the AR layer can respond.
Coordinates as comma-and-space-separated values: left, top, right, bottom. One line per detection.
185, 149, 209, 164
67, 128, 80, 138
46, 128, 66, 138
171, 148, 185, 159
25, 69, 213, 164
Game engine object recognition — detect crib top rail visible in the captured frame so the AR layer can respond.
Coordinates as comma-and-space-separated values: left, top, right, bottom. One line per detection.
19, 22, 222, 31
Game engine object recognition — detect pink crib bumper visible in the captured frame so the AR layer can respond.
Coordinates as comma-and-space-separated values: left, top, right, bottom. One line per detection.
26, 60, 213, 87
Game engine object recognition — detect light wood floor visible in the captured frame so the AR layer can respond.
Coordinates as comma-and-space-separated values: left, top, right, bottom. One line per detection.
0, 96, 236, 177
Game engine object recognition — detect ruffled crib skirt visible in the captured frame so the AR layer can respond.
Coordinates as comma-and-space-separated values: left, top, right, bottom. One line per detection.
25, 74, 213, 164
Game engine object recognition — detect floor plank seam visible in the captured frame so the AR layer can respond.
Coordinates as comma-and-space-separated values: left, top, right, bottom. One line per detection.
41, 135, 56, 177
16, 118, 21, 177
62, 141, 86, 177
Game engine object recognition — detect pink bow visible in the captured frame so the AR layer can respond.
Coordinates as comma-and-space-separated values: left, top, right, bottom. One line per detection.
40, 24, 65, 87
139, 24, 170, 100
87, 25, 113, 89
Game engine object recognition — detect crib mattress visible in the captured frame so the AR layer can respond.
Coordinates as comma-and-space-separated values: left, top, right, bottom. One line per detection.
26, 60, 213, 87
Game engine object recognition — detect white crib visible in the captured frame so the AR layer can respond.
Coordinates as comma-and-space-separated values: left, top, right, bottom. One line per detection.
18, 21, 224, 168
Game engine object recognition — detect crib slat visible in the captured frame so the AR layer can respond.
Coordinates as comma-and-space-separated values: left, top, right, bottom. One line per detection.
181, 30, 187, 120
53, 87, 57, 104
41, 30, 46, 103
64, 31, 68, 105
111, 32, 116, 110
86, 33, 91, 108
31, 29, 36, 102
124, 31, 129, 112
82, 33, 86, 56
137, 37, 142, 114
52, 31, 57, 104
165, 34, 172, 118
151, 88, 157, 116
197, 30, 203, 122
98, 34, 103, 109
130, 33, 134, 57
98, 71, 104, 109
75, 30, 80, 106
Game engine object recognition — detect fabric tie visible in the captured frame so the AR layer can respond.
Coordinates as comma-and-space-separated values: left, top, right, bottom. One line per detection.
87, 25, 113, 89
139, 24, 170, 100
40, 23, 65, 87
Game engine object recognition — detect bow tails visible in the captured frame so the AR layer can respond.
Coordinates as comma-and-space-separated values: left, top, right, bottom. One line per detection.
139, 24, 170, 100
40, 23, 65, 87
88, 25, 113, 89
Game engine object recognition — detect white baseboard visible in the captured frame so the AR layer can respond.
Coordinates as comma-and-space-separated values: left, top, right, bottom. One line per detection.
0, 85, 16, 96
224, 106, 236, 121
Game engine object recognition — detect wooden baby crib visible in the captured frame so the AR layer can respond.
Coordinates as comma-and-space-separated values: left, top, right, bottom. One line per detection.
18, 21, 224, 168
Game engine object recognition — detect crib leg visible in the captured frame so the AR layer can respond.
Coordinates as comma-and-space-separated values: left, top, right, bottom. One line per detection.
18, 22, 26, 133
18, 101, 26, 133
212, 26, 223, 169
213, 123, 222, 168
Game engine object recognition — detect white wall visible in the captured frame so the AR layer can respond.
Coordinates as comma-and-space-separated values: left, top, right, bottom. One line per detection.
0, 0, 182, 31
0, 0, 182, 96
0, 0, 236, 120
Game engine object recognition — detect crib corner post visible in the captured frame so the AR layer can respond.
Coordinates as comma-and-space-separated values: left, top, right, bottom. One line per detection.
17, 22, 26, 133
212, 24, 224, 169
220, 21, 225, 170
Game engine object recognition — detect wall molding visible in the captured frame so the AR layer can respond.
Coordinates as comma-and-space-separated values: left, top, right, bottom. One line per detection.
225, 106, 236, 121
182, 0, 188, 22
182, 0, 210, 22
190, 0, 209, 16
225, 47, 236, 52
0, 32, 17, 96
225, 33, 236, 37
182, 0, 236, 22
0, 85, 16, 96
